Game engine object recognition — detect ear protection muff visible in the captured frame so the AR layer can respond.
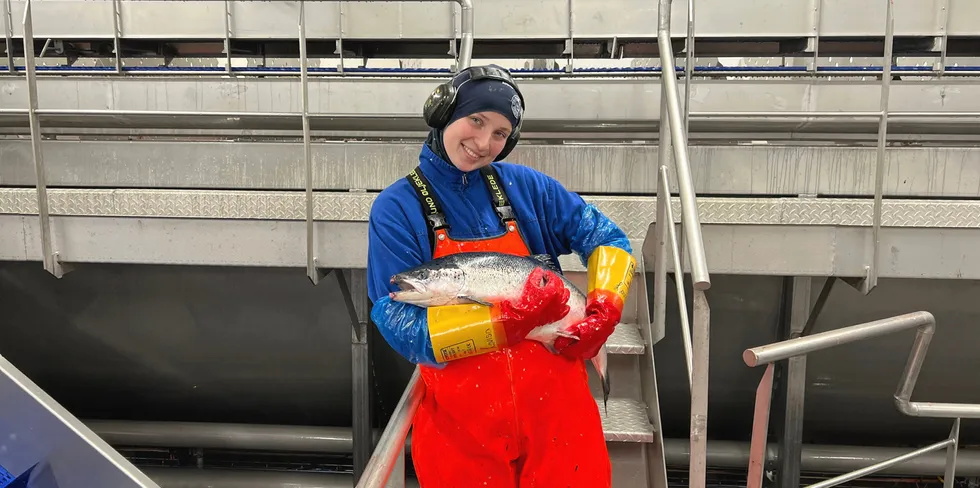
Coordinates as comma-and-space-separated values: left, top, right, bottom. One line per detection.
422, 65, 526, 162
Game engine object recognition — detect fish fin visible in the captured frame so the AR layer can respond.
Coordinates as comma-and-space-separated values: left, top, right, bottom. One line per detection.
458, 295, 493, 307
529, 254, 560, 273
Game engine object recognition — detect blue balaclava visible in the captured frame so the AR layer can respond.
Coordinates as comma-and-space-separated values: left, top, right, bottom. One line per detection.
426, 65, 524, 165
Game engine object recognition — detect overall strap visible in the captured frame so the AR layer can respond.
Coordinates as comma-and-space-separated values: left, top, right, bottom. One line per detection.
479, 164, 516, 224
406, 166, 449, 251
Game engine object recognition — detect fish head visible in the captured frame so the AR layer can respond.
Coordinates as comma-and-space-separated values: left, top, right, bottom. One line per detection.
389, 264, 466, 307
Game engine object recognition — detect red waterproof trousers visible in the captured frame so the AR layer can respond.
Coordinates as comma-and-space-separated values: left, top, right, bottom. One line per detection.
410, 222, 611, 488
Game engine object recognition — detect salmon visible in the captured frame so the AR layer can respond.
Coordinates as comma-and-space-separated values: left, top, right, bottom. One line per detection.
388, 251, 611, 413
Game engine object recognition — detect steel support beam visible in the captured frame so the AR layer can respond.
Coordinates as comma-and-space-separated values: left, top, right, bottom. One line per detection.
867, 0, 895, 294
337, 268, 374, 484
774, 277, 812, 488
298, 1, 319, 285
21, 0, 64, 278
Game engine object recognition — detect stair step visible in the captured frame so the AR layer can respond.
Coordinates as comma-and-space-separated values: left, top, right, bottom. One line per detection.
606, 323, 644, 355
598, 397, 655, 443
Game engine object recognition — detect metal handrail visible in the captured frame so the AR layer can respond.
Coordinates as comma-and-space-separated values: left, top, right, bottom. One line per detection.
742, 311, 980, 488
356, 368, 424, 488
744, 311, 980, 419
657, 2, 712, 488
657, 0, 710, 292
658, 166, 694, 389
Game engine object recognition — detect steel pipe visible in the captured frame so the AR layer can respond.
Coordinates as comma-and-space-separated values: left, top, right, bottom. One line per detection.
689, 111, 884, 118
87, 420, 356, 453
658, 167, 693, 389
91, 425, 980, 479
661, 439, 980, 477
807, 439, 956, 488
806, 438, 954, 488
356, 368, 424, 488
454, 0, 473, 69
658, 1, 709, 291
743, 311, 980, 419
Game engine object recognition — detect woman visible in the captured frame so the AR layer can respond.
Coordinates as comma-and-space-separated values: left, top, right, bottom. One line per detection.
365, 64, 636, 487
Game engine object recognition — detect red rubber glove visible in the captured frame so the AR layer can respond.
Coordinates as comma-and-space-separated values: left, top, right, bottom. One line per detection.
553, 296, 621, 359
493, 267, 571, 348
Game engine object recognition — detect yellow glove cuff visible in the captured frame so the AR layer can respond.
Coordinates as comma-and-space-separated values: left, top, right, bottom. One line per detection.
427, 304, 506, 363
586, 245, 637, 311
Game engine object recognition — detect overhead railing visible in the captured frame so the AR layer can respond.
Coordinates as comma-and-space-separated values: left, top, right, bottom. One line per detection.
16, 0, 475, 285
685, 0, 899, 295
654, 1, 712, 488
742, 311, 979, 488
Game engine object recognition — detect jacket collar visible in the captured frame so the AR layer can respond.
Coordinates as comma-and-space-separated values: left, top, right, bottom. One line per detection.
419, 144, 482, 187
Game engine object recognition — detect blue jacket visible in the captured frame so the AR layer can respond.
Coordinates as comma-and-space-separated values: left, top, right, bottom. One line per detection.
366, 144, 632, 366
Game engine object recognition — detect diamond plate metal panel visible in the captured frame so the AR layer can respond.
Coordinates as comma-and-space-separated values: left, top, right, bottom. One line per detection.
600, 397, 655, 443
587, 197, 657, 237
699, 199, 783, 224
2, 189, 979, 229
606, 323, 645, 355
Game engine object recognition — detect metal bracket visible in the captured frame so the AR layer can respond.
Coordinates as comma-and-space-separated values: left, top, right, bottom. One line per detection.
945, 418, 961, 488
796, 276, 836, 338
337, 269, 368, 344
841, 265, 873, 296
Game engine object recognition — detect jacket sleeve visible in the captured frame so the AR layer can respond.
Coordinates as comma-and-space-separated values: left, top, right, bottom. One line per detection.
541, 174, 632, 266
366, 194, 442, 367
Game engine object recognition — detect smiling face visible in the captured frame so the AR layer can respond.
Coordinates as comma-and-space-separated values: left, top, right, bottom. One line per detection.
442, 111, 514, 172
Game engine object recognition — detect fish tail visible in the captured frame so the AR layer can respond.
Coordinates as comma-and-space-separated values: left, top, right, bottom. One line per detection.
590, 351, 610, 417
602, 370, 610, 415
